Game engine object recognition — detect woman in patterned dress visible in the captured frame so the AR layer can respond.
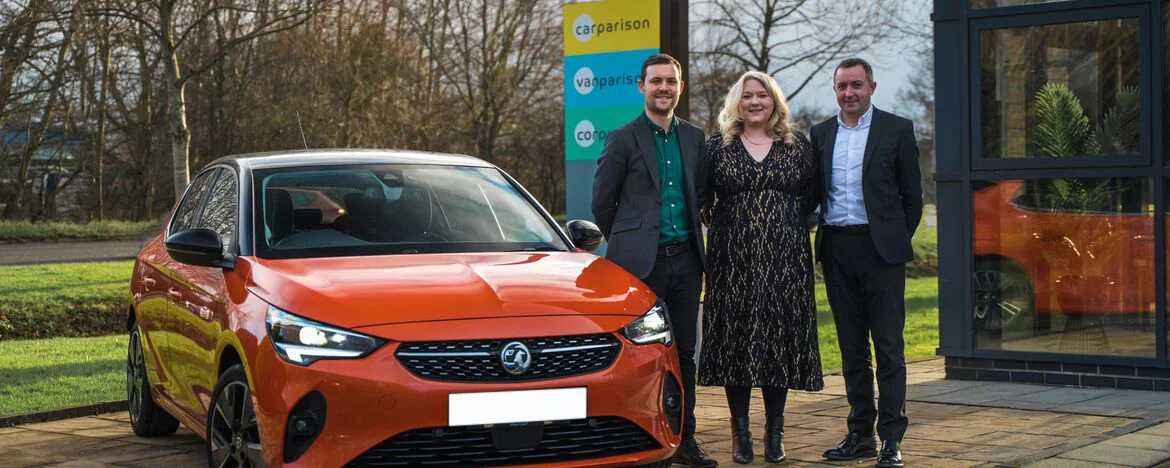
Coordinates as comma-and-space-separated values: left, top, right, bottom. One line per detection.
698, 71, 823, 464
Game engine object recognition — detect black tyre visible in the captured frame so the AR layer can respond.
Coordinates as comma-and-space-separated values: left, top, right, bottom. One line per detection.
127, 321, 180, 437
206, 364, 265, 468
973, 257, 1037, 334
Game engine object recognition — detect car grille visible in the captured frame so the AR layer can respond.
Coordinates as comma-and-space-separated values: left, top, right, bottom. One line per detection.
345, 417, 660, 467
395, 333, 621, 382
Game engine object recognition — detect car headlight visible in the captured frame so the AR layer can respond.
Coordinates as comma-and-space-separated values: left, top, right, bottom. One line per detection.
622, 300, 672, 346
265, 305, 385, 366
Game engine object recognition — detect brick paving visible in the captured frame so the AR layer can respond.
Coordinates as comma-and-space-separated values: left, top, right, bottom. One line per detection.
0, 358, 1167, 467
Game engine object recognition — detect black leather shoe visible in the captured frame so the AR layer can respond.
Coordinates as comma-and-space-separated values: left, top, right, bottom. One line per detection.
763, 416, 785, 463
822, 432, 878, 461
730, 416, 753, 464
876, 440, 903, 467
674, 438, 719, 468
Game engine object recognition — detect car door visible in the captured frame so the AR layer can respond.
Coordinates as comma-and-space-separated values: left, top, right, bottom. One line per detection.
151, 170, 219, 400
168, 167, 240, 423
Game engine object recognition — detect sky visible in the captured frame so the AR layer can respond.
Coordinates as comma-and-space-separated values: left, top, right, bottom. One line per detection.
788, 37, 930, 119
703, 1, 935, 120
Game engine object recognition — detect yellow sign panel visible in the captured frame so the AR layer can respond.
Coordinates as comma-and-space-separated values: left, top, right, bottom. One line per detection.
563, 0, 659, 57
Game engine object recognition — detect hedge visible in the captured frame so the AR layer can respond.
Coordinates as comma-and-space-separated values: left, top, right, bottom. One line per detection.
0, 289, 130, 340
0, 220, 156, 243
0, 262, 132, 340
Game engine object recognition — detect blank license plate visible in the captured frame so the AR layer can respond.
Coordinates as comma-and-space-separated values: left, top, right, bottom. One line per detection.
448, 387, 587, 426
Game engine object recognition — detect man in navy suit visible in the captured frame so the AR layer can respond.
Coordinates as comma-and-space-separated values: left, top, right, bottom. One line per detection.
592, 53, 714, 468
811, 58, 923, 468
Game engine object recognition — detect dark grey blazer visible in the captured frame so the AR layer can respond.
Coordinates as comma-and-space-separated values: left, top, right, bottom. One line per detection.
811, 108, 924, 265
591, 115, 709, 279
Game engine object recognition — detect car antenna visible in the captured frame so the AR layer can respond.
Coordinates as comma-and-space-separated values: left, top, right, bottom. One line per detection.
296, 112, 309, 149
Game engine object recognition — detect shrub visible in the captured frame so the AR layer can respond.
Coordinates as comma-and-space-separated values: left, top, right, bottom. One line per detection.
0, 220, 157, 242
0, 261, 133, 340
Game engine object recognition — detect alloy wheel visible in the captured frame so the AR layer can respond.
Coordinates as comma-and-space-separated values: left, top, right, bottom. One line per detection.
209, 380, 264, 468
126, 330, 145, 423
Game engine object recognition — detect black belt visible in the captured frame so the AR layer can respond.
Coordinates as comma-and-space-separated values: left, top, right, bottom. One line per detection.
822, 224, 870, 234
658, 241, 690, 257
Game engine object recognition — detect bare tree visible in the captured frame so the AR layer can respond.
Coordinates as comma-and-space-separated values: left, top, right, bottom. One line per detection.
892, 0, 934, 204
2, 0, 83, 219
91, 0, 329, 198
696, 0, 904, 103
402, 0, 559, 163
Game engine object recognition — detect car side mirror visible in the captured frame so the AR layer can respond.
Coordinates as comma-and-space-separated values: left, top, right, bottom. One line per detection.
166, 228, 235, 270
566, 220, 603, 253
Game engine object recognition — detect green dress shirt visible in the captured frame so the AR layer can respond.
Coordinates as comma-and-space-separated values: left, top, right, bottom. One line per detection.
644, 113, 692, 245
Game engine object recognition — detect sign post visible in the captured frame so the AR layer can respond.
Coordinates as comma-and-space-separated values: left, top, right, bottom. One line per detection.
562, 0, 661, 224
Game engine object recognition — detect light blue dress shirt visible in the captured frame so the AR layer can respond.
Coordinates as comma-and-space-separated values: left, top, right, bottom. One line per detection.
825, 105, 873, 226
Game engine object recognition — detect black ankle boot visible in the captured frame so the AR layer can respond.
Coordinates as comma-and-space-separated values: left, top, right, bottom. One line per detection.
764, 415, 786, 463
731, 416, 753, 464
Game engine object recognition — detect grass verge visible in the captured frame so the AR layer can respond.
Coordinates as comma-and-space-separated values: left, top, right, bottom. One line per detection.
0, 220, 156, 243
0, 277, 939, 417
0, 334, 128, 417
0, 261, 133, 340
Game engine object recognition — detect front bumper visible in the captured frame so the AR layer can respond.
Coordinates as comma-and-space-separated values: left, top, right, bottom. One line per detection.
250, 324, 682, 467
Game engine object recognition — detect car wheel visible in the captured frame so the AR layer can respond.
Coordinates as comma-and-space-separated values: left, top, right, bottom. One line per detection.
206, 364, 265, 468
973, 257, 1036, 333
127, 321, 180, 437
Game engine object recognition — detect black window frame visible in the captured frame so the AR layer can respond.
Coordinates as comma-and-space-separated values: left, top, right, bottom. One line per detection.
196, 166, 241, 257
935, 0, 1170, 369
169, 169, 220, 236
968, 0, 1140, 15
969, 3, 1153, 171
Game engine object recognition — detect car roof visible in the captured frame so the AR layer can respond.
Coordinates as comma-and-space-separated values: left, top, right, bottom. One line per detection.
207, 149, 495, 171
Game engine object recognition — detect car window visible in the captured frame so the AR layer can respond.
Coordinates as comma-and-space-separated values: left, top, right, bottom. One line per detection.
171, 171, 217, 233
198, 169, 239, 256
253, 164, 568, 259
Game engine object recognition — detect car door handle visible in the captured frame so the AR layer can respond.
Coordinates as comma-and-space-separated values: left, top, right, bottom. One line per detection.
167, 288, 182, 301
142, 277, 156, 290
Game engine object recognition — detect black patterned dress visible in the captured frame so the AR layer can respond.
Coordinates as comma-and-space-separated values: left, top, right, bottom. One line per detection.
697, 132, 824, 391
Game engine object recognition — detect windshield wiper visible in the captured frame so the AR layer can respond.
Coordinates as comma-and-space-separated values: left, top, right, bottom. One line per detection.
508, 246, 564, 252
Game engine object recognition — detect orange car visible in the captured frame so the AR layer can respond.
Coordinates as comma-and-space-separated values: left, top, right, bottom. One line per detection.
972, 179, 1155, 332
127, 150, 682, 467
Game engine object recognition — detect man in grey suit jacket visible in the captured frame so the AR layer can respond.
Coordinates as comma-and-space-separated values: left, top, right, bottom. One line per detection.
812, 58, 922, 468
592, 53, 714, 468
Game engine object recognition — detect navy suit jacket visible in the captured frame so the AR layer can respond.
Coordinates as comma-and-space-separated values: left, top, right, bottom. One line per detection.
811, 108, 924, 265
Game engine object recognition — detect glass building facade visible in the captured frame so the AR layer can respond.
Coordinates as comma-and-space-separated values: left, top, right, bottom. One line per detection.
936, 0, 1170, 389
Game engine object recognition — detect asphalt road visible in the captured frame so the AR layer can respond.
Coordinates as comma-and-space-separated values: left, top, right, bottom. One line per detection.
0, 239, 145, 265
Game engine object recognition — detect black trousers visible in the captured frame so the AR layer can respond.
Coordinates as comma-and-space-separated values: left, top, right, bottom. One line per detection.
822, 230, 908, 442
641, 245, 702, 441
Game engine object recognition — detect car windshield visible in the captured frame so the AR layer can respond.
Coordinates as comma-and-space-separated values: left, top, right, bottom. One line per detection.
252, 164, 569, 258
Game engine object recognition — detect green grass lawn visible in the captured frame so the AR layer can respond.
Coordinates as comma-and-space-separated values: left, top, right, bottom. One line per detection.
0, 276, 938, 417
0, 261, 134, 340
0, 334, 128, 417
0, 220, 156, 242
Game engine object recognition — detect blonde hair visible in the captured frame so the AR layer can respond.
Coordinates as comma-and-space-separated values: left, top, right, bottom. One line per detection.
717, 71, 795, 146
